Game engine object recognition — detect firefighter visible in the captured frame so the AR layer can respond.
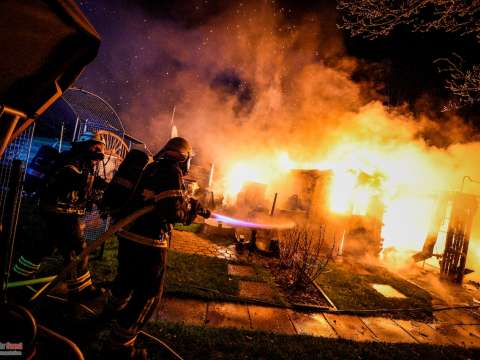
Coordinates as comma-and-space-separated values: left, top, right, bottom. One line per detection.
103, 137, 210, 359
11, 131, 106, 301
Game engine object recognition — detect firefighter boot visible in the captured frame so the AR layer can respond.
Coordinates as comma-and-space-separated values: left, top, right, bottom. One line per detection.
98, 289, 131, 322
67, 271, 105, 302
103, 322, 148, 360
8, 256, 41, 304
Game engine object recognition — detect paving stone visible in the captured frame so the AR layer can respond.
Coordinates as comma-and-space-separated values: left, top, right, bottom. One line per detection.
370, 284, 406, 298
228, 264, 256, 277
466, 309, 480, 320
288, 311, 337, 338
239, 281, 274, 301
434, 310, 456, 323
361, 317, 417, 343
248, 305, 296, 334
431, 323, 480, 347
323, 314, 376, 342
206, 302, 251, 330
462, 325, 480, 348
393, 319, 455, 345
155, 298, 207, 326
434, 309, 480, 325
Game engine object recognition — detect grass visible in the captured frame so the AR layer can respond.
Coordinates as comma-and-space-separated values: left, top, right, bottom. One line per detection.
90, 238, 286, 305
144, 321, 479, 360
165, 250, 238, 299
89, 236, 119, 283
174, 223, 203, 233
314, 261, 433, 320
166, 250, 287, 305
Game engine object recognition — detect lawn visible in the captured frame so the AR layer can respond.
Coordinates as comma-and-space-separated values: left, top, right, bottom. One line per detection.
314, 260, 433, 320
166, 250, 287, 305
165, 250, 238, 298
89, 235, 119, 283
89, 237, 286, 305
173, 223, 203, 233
143, 321, 478, 360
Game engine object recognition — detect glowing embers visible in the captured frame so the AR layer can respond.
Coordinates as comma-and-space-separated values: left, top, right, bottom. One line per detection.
371, 284, 407, 299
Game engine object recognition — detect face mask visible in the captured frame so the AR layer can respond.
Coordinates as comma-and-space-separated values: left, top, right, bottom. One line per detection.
87, 150, 105, 161
180, 156, 191, 175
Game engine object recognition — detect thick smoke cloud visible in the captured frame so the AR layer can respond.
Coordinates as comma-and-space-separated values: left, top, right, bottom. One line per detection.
78, 1, 480, 276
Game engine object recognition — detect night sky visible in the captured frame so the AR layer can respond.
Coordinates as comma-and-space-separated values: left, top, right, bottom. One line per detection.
75, 0, 480, 143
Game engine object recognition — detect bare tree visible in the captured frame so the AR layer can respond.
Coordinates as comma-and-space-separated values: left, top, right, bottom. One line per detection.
337, 0, 480, 109
279, 226, 334, 289
434, 55, 480, 110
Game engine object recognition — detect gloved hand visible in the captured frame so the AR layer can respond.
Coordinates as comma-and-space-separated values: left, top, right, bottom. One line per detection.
197, 207, 211, 219
185, 198, 211, 224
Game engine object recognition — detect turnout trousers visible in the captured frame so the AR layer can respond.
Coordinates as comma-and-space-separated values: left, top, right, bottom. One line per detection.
12, 211, 93, 295
108, 235, 168, 347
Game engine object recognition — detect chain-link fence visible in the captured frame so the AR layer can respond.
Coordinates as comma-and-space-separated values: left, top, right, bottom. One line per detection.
61, 88, 129, 243
0, 124, 35, 291
0, 125, 35, 224
1, 88, 132, 268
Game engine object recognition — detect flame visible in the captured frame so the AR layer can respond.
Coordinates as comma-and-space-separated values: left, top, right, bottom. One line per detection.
220, 138, 446, 254
223, 152, 294, 201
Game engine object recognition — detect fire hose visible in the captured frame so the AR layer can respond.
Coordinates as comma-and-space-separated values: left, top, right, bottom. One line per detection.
7, 276, 56, 289
27, 207, 292, 302
23, 203, 185, 359
41, 294, 184, 360
29, 204, 156, 303
37, 324, 85, 360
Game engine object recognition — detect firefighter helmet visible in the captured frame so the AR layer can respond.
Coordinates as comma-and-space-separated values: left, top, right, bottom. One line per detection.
76, 131, 106, 146
156, 137, 193, 175
157, 137, 193, 162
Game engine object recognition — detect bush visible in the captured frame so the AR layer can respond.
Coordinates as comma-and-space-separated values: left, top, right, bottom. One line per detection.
278, 226, 334, 289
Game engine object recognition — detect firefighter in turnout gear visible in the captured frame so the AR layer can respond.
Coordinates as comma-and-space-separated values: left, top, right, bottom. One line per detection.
103, 137, 211, 359
11, 131, 107, 301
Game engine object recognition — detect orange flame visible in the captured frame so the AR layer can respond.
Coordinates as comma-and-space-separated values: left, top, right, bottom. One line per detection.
220, 138, 444, 253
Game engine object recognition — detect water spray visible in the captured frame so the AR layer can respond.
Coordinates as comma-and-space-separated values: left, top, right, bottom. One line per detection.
210, 212, 294, 229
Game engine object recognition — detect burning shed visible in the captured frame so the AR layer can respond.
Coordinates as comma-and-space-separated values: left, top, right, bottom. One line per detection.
283, 169, 331, 220
274, 168, 385, 258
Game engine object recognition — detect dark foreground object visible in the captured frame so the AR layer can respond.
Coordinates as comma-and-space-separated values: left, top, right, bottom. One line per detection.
145, 321, 479, 360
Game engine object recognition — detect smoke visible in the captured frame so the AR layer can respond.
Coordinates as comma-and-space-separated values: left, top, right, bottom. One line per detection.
80, 1, 354, 159
79, 1, 480, 276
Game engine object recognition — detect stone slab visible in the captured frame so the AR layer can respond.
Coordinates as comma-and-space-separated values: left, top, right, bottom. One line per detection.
288, 311, 337, 338
171, 230, 238, 260
393, 319, 455, 345
323, 314, 376, 342
370, 284, 406, 298
155, 297, 207, 326
459, 325, 480, 347
434, 310, 456, 323
434, 309, 480, 325
248, 305, 296, 334
431, 323, 480, 347
206, 302, 251, 330
361, 317, 417, 343
228, 264, 256, 277
239, 281, 274, 301
466, 309, 480, 321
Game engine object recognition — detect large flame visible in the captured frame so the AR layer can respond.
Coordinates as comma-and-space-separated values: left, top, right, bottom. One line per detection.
93, 0, 480, 275
220, 135, 449, 253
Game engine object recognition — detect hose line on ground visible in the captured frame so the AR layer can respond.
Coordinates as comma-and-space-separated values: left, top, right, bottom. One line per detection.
29, 205, 156, 303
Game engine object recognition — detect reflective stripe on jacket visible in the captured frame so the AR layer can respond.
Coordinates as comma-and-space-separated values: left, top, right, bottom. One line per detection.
117, 230, 168, 248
